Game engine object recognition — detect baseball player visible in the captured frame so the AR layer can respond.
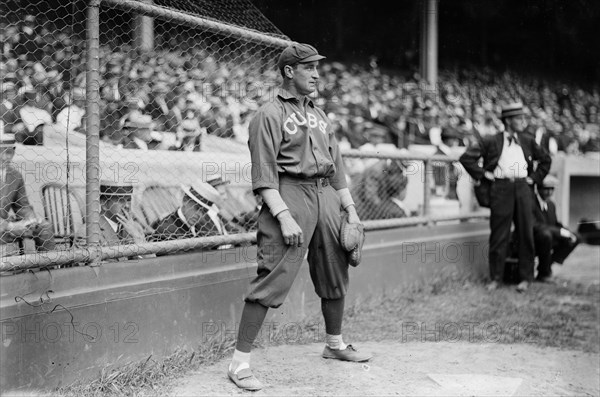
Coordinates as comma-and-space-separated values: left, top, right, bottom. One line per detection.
227, 43, 372, 391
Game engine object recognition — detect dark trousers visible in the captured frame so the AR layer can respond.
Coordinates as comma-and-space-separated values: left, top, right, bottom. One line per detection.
534, 225, 580, 278
489, 179, 535, 282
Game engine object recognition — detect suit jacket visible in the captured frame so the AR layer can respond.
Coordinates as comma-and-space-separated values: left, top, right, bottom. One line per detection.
1, 165, 36, 239
150, 209, 227, 242
459, 132, 551, 186
98, 215, 153, 261
150, 211, 194, 242
533, 198, 562, 232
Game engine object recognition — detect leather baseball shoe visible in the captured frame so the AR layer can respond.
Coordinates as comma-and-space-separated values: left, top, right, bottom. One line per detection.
322, 344, 372, 362
228, 367, 263, 391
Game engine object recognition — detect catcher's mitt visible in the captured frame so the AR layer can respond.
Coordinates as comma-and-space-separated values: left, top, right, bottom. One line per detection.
340, 212, 365, 267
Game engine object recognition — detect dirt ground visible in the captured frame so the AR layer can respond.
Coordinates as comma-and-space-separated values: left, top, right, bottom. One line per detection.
171, 341, 598, 396
170, 245, 600, 397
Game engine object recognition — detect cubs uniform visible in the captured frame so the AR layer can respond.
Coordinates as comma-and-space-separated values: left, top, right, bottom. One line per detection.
246, 88, 349, 308
228, 43, 371, 392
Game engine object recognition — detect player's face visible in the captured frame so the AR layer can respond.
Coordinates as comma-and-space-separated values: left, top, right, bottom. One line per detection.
539, 187, 554, 200
0, 147, 16, 166
292, 61, 320, 96
103, 196, 131, 220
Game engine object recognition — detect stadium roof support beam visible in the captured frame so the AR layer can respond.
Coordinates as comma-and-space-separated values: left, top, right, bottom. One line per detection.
133, 0, 154, 52
101, 0, 292, 48
419, 0, 438, 87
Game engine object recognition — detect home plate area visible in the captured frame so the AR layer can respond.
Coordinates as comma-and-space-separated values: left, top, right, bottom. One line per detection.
171, 341, 598, 396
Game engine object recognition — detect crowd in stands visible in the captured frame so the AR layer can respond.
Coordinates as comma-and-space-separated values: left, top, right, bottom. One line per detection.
1, 13, 599, 156
2, 12, 600, 263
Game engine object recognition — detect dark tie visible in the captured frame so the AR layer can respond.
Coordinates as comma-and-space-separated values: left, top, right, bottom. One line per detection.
508, 134, 516, 146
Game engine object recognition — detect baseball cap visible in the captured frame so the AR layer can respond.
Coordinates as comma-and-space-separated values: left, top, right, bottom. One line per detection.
278, 43, 325, 72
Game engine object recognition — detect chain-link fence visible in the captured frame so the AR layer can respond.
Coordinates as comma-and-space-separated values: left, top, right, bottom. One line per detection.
1, 0, 477, 269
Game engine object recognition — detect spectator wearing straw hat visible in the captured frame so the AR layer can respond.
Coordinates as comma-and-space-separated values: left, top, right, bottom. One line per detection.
150, 182, 228, 242
1, 81, 20, 134
0, 131, 55, 256
120, 113, 155, 150
97, 180, 148, 254
17, 85, 52, 145
146, 81, 171, 132
460, 102, 551, 293
55, 86, 86, 134
533, 175, 580, 282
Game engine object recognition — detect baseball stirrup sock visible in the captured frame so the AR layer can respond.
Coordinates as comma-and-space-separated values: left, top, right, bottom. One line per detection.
235, 301, 269, 353
321, 297, 345, 334
229, 350, 251, 375
326, 333, 347, 350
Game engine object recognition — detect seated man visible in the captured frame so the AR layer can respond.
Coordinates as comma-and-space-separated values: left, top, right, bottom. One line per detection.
1, 132, 55, 256
150, 182, 228, 242
98, 180, 147, 247
533, 175, 580, 282
207, 175, 256, 234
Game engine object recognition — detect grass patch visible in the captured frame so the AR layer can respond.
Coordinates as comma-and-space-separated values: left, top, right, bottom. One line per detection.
55, 270, 599, 396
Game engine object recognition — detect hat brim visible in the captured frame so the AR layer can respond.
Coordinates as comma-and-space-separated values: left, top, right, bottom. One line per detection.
299, 54, 326, 63
502, 110, 526, 118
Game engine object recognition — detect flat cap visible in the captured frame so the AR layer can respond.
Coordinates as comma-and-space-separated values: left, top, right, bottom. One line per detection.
278, 42, 325, 72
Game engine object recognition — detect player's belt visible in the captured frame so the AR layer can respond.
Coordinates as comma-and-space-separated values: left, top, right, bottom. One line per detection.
495, 177, 527, 182
279, 174, 330, 187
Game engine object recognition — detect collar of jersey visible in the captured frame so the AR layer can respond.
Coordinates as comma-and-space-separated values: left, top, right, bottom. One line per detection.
277, 88, 314, 107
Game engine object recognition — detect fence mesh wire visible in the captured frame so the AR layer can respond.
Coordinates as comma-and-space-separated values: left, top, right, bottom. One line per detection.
1, 0, 461, 262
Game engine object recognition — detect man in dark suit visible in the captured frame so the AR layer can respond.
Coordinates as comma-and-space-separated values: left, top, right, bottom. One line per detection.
460, 102, 552, 292
150, 182, 228, 242
98, 181, 150, 261
533, 175, 580, 282
1, 132, 55, 256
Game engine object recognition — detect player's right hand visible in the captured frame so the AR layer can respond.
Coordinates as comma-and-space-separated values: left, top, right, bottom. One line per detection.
276, 210, 304, 247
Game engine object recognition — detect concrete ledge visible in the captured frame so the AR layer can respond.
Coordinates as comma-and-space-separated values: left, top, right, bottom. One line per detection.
0, 221, 489, 391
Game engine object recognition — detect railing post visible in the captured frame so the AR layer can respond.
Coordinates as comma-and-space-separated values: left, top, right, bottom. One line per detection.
422, 159, 431, 218
85, 0, 101, 258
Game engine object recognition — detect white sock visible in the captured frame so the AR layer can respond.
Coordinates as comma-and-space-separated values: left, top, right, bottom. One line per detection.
229, 349, 251, 374
326, 334, 347, 350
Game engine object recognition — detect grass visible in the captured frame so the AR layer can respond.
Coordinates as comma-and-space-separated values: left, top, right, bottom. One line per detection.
54, 270, 599, 397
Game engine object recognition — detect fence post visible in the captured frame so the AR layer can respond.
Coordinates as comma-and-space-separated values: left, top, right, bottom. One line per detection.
422, 159, 431, 217
85, 0, 101, 256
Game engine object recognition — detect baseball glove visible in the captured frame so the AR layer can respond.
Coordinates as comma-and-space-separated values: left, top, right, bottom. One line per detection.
340, 212, 365, 267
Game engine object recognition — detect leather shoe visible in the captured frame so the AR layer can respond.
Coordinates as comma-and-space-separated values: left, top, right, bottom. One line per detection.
322, 344, 372, 362
486, 280, 499, 291
516, 281, 529, 293
228, 367, 263, 391
535, 275, 556, 284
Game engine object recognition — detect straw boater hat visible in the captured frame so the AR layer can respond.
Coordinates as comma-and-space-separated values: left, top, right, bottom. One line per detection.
0, 131, 17, 148
541, 175, 559, 189
100, 180, 134, 197
206, 175, 231, 188
501, 102, 526, 119
181, 183, 221, 210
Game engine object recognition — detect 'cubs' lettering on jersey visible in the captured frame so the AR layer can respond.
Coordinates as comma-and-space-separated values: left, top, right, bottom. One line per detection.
284, 111, 328, 135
